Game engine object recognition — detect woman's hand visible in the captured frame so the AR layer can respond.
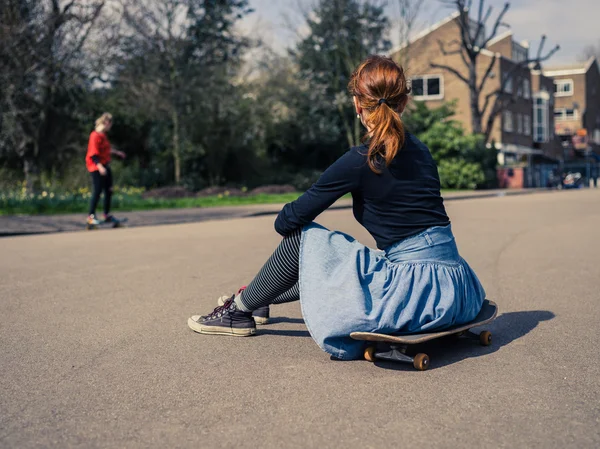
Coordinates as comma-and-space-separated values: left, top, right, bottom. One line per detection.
97, 163, 107, 176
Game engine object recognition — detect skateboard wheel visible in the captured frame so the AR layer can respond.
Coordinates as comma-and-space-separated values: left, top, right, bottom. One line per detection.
479, 331, 492, 346
413, 353, 430, 371
364, 346, 376, 362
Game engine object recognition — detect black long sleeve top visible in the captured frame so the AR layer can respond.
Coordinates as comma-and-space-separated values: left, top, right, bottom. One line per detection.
274, 133, 450, 249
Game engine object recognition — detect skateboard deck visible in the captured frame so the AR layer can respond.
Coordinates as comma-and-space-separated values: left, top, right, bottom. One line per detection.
86, 218, 128, 230
350, 300, 498, 370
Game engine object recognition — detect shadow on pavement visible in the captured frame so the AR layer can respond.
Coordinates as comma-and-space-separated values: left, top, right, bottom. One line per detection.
266, 317, 305, 325
370, 310, 556, 371
257, 329, 311, 337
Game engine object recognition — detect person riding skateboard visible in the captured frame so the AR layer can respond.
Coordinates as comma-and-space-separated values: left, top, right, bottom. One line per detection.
85, 113, 126, 227
187, 55, 486, 360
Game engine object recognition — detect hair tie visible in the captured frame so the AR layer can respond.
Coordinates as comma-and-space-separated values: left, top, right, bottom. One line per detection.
378, 98, 388, 106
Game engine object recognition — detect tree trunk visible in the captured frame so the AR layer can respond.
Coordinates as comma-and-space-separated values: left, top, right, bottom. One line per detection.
172, 109, 181, 184
23, 156, 39, 194
469, 64, 482, 134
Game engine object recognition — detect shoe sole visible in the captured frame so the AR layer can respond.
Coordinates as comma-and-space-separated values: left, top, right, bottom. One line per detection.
253, 316, 270, 325
187, 318, 256, 336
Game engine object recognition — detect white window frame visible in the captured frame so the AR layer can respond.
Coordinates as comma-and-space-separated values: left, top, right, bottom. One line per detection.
524, 115, 531, 136
523, 79, 530, 99
533, 92, 549, 143
411, 75, 444, 101
554, 79, 574, 97
504, 111, 514, 132
554, 108, 579, 122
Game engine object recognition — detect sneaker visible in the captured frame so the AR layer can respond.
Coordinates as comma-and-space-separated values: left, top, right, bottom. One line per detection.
252, 306, 270, 325
103, 214, 118, 223
87, 214, 100, 225
188, 298, 256, 336
217, 287, 270, 325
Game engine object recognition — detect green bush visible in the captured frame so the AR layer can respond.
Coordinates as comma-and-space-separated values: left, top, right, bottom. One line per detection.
437, 159, 485, 190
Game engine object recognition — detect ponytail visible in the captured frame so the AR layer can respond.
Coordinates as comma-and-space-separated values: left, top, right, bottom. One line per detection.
366, 102, 405, 173
348, 56, 410, 173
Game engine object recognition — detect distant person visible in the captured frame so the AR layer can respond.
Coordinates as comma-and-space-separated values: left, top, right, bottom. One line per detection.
187, 56, 486, 360
85, 113, 126, 226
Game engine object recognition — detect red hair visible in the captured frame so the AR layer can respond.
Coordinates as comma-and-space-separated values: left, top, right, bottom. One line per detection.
348, 55, 410, 173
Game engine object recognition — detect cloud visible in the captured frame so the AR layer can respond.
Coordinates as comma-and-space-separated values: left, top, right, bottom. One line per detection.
504, 0, 599, 62
239, 0, 597, 63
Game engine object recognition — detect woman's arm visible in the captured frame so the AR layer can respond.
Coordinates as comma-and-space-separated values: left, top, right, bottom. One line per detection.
275, 149, 364, 236
110, 147, 126, 159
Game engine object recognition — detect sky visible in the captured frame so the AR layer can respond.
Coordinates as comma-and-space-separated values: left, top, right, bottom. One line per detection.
240, 0, 600, 65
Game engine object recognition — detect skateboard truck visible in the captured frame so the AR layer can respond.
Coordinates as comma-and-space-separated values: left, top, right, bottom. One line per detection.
352, 300, 497, 371
373, 345, 414, 364
366, 344, 430, 370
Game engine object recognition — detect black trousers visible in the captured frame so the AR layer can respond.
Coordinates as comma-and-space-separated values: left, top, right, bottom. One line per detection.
88, 166, 113, 216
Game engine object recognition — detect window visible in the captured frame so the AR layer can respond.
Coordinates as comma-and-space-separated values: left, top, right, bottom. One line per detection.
512, 43, 528, 63
411, 75, 443, 100
523, 79, 530, 99
504, 77, 513, 94
594, 129, 600, 145
524, 115, 531, 136
504, 111, 514, 132
534, 93, 549, 143
517, 114, 523, 134
553, 79, 574, 97
554, 108, 579, 121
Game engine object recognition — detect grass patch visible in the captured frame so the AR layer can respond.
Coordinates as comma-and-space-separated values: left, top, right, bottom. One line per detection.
0, 187, 466, 216
0, 189, 303, 216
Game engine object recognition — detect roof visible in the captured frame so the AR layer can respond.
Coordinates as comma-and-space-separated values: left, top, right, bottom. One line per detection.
389, 11, 460, 55
389, 11, 509, 60
543, 57, 597, 76
486, 30, 513, 48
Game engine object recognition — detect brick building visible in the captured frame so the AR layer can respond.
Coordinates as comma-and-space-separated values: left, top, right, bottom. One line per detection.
543, 58, 600, 157
391, 12, 563, 167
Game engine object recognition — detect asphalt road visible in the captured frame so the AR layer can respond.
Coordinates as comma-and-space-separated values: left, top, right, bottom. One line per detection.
1, 190, 599, 448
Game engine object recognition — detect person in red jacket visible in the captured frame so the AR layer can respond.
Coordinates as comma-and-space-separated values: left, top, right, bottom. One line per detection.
85, 113, 126, 226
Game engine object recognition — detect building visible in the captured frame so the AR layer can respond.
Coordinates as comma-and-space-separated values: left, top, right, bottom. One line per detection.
391, 12, 562, 170
543, 58, 600, 157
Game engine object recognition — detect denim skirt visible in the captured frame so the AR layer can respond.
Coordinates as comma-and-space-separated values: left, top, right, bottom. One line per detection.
298, 223, 486, 360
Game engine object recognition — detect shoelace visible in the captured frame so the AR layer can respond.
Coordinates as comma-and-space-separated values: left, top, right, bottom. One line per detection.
205, 297, 234, 319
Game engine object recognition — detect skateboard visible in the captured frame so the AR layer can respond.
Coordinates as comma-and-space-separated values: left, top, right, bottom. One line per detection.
350, 300, 498, 371
86, 217, 128, 230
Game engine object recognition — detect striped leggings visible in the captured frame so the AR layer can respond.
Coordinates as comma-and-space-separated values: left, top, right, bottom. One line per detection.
239, 230, 301, 311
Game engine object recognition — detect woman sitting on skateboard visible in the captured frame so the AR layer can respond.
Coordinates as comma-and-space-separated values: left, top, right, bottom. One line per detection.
188, 55, 486, 360
85, 113, 126, 227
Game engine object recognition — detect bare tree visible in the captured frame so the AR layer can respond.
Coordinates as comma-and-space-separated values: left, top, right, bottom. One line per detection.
117, 0, 191, 184
432, 0, 559, 141
0, 0, 106, 191
394, 0, 424, 68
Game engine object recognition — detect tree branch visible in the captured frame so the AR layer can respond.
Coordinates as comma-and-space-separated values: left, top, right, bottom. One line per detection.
478, 53, 497, 92
437, 39, 464, 56
430, 62, 469, 84
481, 2, 510, 48
471, 0, 490, 47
